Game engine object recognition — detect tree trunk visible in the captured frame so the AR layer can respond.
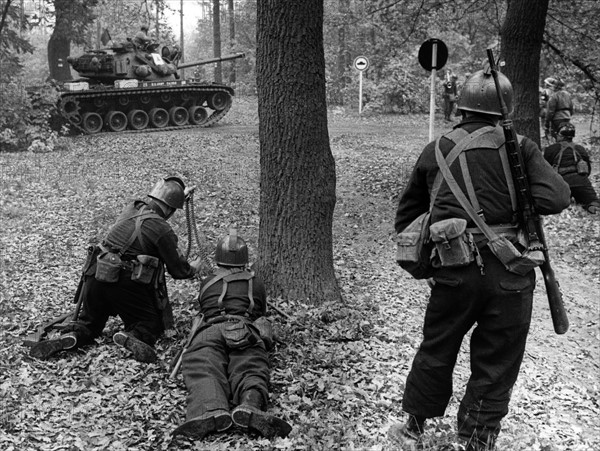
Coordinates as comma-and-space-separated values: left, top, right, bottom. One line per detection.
500, 0, 549, 147
47, 33, 72, 81
256, 0, 341, 303
212, 0, 222, 82
227, 0, 236, 84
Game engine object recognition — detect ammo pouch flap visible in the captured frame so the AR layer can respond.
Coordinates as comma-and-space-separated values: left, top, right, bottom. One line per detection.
222, 320, 258, 350
95, 251, 122, 283
486, 236, 545, 276
131, 254, 159, 285
396, 211, 433, 280
429, 218, 474, 267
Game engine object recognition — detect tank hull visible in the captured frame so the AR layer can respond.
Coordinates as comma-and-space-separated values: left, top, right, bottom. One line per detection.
58, 80, 235, 135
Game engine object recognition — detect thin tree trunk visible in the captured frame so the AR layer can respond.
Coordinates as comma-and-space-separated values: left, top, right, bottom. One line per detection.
256, 0, 341, 303
227, 0, 235, 84
212, 0, 222, 82
500, 0, 549, 147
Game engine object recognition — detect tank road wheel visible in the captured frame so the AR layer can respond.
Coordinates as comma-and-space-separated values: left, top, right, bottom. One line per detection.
149, 108, 169, 128
160, 93, 172, 104
188, 106, 208, 125
105, 111, 128, 132
127, 109, 149, 130
82, 112, 103, 134
93, 98, 106, 108
140, 94, 151, 105
169, 106, 189, 126
118, 95, 130, 107
207, 91, 231, 111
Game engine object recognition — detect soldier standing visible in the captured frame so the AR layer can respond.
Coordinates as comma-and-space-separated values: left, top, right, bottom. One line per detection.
543, 123, 599, 214
391, 70, 570, 449
545, 77, 573, 139
30, 176, 204, 363
442, 72, 459, 122
173, 231, 292, 441
133, 24, 152, 49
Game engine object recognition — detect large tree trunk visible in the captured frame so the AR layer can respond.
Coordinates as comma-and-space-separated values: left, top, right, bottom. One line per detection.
227, 0, 236, 84
256, 0, 341, 303
47, 0, 75, 81
500, 0, 549, 147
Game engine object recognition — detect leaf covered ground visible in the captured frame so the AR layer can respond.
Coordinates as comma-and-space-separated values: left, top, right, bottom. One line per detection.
1, 98, 599, 451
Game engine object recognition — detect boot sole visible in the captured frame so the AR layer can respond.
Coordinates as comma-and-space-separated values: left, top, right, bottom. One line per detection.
232, 405, 292, 438
113, 332, 157, 363
173, 411, 232, 439
29, 335, 77, 360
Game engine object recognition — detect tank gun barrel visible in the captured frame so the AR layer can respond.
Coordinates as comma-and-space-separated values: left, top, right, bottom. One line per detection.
179, 53, 245, 70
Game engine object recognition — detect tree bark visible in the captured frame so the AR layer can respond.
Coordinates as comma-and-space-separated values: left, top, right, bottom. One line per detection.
227, 0, 236, 84
500, 0, 549, 147
212, 0, 222, 82
256, 0, 341, 303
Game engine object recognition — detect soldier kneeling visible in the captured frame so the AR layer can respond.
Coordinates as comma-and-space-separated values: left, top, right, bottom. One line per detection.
173, 230, 292, 441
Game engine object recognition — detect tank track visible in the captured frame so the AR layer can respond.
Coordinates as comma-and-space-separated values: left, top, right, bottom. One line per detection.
58, 84, 233, 135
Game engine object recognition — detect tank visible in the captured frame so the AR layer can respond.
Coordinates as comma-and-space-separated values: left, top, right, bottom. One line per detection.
57, 38, 245, 134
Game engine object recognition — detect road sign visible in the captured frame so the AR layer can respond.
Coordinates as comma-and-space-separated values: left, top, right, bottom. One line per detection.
418, 39, 448, 71
353, 56, 369, 72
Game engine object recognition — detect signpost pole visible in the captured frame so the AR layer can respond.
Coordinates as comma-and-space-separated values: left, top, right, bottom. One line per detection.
429, 41, 438, 142
359, 71, 363, 114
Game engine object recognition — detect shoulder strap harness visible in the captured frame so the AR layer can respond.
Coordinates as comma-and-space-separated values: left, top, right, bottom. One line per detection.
199, 267, 256, 317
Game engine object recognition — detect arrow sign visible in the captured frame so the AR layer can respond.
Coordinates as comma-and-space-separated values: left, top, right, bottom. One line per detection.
353, 56, 369, 72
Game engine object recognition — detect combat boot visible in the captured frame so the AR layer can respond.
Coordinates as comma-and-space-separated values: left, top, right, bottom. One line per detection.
172, 409, 232, 440
29, 333, 78, 360
113, 331, 157, 363
232, 389, 292, 438
388, 414, 426, 449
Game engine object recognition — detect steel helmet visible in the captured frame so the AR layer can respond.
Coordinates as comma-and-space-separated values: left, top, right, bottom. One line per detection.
215, 229, 248, 267
544, 77, 557, 89
558, 123, 575, 138
148, 176, 185, 209
457, 69, 514, 116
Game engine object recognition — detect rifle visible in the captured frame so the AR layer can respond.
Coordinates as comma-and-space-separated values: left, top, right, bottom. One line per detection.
169, 313, 204, 379
486, 48, 569, 335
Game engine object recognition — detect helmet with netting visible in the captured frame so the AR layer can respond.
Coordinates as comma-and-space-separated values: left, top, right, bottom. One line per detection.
215, 229, 248, 267
457, 69, 513, 116
148, 176, 185, 209
544, 77, 557, 89
558, 123, 575, 138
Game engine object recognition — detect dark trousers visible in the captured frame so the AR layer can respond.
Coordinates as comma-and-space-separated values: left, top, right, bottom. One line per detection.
563, 173, 600, 208
402, 249, 535, 445
182, 321, 270, 420
443, 98, 456, 120
66, 272, 164, 345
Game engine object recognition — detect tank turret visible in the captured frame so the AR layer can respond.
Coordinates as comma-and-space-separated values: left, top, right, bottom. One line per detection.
57, 39, 245, 134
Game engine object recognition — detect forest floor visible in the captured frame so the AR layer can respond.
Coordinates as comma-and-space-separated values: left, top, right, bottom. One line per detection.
1, 97, 599, 451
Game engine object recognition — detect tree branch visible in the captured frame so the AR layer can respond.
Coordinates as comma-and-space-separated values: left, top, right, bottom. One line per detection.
0, 0, 13, 48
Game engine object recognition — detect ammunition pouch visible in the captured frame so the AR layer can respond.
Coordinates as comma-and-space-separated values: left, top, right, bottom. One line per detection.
253, 316, 274, 350
429, 218, 474, 268
131, 254, 159, 285
222, 320, 259, 350
95, 251, 122, 283
396, 211, 433, 279
577, 160, 590, 176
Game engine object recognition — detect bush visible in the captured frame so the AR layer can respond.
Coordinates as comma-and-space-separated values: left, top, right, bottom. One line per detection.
0, 80, 63, 153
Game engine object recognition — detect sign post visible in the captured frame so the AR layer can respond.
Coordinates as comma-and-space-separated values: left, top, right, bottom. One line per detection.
418, 39, 448, 141
353, 56, 369, 114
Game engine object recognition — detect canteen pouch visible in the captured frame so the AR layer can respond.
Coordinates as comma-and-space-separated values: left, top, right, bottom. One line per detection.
131, 254, 159, 285
222, 320, 258, 350
486, 235, 545, 276
396, 211, 433, 279
253, 316, 274, 350
95, 251, 122, 283
429, 218, 473, 267
576, 159, 589, 176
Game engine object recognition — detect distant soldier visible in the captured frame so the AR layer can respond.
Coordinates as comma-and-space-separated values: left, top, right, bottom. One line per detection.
543, 123, 599, 214
133, 24, 152, 49
545, 77, 573, 139
442, 72, 458, 121
539, 77, 554, 134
